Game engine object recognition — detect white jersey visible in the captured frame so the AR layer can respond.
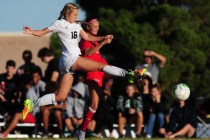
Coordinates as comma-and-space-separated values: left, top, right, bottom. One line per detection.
48, 19, 82, 57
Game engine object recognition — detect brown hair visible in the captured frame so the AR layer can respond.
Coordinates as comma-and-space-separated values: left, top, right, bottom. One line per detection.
58, 3, 79, 20
126, 83, 140, 94
152, 83, 161, 92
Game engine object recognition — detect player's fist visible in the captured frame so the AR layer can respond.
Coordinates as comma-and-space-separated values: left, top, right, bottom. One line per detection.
23, 26, 33, 35
106, 35, 114, 40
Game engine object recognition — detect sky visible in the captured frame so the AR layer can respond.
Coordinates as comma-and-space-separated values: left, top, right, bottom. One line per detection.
0, 0, 86, 32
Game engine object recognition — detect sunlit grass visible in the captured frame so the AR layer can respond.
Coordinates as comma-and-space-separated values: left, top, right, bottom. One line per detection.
5, 138, 206, 140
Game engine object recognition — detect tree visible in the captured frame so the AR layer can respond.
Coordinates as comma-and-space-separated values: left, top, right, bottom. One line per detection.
50, 1, 210, 103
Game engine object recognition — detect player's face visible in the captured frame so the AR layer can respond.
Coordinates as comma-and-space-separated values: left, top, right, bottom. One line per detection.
126, 85, 135, 97
66, 9, 79, 23
88, 21, 99, 36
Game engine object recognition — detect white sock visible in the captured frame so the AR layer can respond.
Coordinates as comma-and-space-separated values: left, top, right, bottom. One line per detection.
103, 65, 128, 77
35, 93, 56, 107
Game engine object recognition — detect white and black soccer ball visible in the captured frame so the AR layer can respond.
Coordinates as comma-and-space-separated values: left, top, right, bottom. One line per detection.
172, 83, 190, 101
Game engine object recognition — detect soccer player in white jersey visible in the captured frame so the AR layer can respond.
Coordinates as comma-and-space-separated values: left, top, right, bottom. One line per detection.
22, 3, 139, 140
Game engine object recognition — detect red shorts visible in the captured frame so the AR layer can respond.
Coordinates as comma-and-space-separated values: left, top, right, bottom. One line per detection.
21, 113, 36, 123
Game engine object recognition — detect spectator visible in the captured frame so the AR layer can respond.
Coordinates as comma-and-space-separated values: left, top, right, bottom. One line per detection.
37, 47, 60, 82
16, 50, 42, 78
26, 66, 45, 119
141, 71, 153, 125
116, 84, 143, 137
0, 74, 34, 138
135, 50, 166, 83
64, 82, 87, 136
0, 60, 19, 116
40, 81, 65, 138
159, 100, 197, 138
74, 72, 89, 101
146, 84, 167, 138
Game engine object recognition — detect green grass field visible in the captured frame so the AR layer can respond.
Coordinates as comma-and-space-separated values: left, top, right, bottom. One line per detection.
4, 138, 208, 140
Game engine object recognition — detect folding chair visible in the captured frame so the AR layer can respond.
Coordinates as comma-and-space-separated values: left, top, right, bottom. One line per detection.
196, 116, 210, 138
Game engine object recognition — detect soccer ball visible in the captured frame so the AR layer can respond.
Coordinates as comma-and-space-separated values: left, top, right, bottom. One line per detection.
172, 83, 190, 101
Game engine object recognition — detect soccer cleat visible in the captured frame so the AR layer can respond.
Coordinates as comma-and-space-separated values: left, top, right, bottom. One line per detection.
22, 99, 34, 120
127, 69, 135, 83
77, 130, 86, 140
127, 69, 147, 87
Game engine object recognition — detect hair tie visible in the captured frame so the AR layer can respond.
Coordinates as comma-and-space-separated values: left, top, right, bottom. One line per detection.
88, 19, 98, 24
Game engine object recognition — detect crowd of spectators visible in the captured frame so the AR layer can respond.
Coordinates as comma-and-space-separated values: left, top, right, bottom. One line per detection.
0, 48, 198, 139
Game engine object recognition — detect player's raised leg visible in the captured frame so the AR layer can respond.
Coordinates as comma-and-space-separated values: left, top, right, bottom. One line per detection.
22, 74, 74, 120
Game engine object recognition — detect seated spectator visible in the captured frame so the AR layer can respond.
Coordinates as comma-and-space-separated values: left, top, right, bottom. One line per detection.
146, 84, 167, 138
159, 100, 197, 138
116, 84, 143, 137
26, 66, 45, 112
0, 60, 19, 117
64, 82, 87, 137
40, 81, 65, 138
141, 72, 153, 125
0, 74, 35, 138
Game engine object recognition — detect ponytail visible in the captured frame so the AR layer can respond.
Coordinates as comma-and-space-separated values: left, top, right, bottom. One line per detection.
58, 10, 64, 20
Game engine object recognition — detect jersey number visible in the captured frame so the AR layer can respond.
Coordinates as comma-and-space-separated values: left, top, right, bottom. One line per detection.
71, 31, 77, 39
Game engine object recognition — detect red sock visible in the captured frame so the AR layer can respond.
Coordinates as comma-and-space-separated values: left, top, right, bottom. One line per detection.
81, 107, 96, 132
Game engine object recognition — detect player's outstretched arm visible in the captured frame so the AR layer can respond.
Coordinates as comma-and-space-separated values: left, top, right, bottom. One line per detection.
23, 26, 51, 37
80, 29, 113, 42
80, 29, 104, 41
85, 37, 112, 56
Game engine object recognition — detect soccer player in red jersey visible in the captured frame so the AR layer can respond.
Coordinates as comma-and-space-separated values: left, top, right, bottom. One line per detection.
79, 18, 111, 136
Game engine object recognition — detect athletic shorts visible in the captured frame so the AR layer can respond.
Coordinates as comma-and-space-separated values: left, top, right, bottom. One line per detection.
86, 81, 104, 96
21, 113, 36, 123
59, 54, 80, 75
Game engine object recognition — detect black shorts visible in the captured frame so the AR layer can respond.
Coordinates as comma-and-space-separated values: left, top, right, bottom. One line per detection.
86, 79, 104, 96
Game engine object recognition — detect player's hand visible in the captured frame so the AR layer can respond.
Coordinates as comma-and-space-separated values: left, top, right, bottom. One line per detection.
103, 35, 113, 44
23, 26, 33, 35
144, 50, 154, 56
106, 35, 114, 40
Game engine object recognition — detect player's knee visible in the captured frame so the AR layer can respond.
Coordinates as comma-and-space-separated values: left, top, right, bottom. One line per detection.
98, 63, 106, 71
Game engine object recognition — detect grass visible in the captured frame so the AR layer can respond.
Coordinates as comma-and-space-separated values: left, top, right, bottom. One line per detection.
4, 138, 208, 140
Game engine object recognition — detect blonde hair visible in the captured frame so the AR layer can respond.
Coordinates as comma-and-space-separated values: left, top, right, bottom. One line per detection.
58, 3, 79, 20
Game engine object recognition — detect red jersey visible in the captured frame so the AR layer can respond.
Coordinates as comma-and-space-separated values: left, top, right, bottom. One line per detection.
79, 39, 108, 87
